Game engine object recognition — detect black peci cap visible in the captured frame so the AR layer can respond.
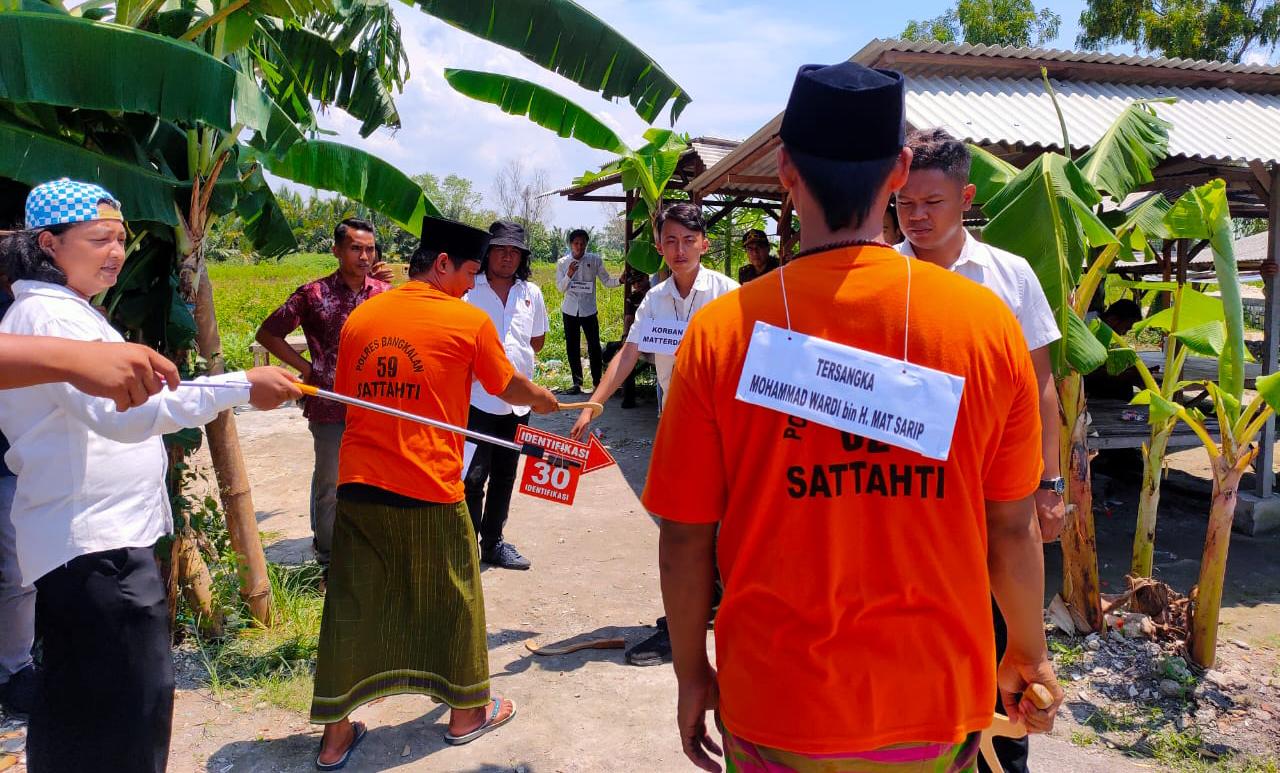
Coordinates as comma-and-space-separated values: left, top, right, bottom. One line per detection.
780, 62, 906, 162
420, 215, 490, 263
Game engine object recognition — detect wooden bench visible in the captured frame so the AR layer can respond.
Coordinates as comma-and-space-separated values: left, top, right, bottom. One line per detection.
249, 334, 307, 368
1088, 398, 1219, 451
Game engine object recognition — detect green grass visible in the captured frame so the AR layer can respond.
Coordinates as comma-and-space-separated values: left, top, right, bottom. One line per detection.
1145, 729, 1280, 773
1049, 639, 1087, 668
1071, 729, 1097, 747
208, 253, 338, 371
207, 254, 630, 390
195, 561, 325, 713
529, 259, 626, 390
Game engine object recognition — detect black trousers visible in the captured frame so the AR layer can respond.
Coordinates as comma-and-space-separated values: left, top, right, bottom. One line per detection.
563, 312, 602, 388
979, 597, 1029, 773
464, 408, 529, 550
29, 545, 173, 773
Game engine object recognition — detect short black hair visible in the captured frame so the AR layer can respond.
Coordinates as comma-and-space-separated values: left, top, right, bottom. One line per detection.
568, 228, 589, 243
481, 244, 532, 281
784, 144, 898, 232
906, 128, 971, 183
0, 223, 73, 285
1103, 299, 1143, 324
334, 217, 376, 247
408, 246, 439, 277
408, 245, 481, 277
654, 202, 705, 236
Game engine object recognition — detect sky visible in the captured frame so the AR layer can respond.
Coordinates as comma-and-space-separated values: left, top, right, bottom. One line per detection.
298, 0, 1158, 229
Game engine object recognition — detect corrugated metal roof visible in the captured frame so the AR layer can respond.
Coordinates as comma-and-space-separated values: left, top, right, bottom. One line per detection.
691, 138, 735, 169
1236, 230, 1277, 263
855, 38, 1280, 79
690, 75, 1280, 197
907, 75, 1280, 165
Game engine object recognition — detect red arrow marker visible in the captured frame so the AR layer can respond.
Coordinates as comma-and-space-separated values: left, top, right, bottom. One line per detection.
583, 433, 617, 475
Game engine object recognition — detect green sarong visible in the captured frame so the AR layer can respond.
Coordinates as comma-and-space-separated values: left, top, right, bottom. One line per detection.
310, 499, 490, 724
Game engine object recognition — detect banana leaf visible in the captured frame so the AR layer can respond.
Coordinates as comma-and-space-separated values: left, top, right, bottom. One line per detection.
258, 25, 400, 137
444, 69, 628, 155
249, 139, 440, 235
1256, 372, 1280, 414
625, 231, 662, 274
1065, 309, 1108, 375
1134, 287, 1226, 334
1171, 321, 1233, 360
235, 162, 297, 258
0, 13, 304, 156
1164, 180, 1244, 404
1132, 388, 1181, 425
968, 144, 1019, 206
1114, 192, 1171, 245
0, 117, 180, 224
1077, 100, 1173, 203
980, 153, 1116, 375
416, 0, 691, 124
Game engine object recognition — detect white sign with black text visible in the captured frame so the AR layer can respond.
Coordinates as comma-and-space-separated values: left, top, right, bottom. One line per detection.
633, 318, 689, 356
734, 321, 965, 461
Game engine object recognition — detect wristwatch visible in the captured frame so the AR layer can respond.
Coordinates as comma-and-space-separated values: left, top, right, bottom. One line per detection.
1039, 477, 1066, 496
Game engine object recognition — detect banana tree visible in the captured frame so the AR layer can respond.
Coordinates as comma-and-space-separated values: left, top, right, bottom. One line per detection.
969, 93, 1174, 633
1123, 180, 1280, 668
1099, 282, 1239, 578
444, 68, 688, 274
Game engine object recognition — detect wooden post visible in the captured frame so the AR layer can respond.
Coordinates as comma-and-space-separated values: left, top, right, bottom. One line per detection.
193, 264, 274, 625
1256, 163, 1279, 497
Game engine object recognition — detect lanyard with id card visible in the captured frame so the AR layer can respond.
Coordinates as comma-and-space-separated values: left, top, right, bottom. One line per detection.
733, 251, 965, 461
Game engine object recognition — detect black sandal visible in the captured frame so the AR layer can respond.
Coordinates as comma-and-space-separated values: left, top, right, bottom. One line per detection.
315, 721, 367, 771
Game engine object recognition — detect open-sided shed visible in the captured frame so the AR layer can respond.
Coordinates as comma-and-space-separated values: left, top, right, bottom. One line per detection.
690, 40, 1280, 508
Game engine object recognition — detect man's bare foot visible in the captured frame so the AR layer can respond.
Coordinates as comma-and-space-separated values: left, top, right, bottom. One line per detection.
318, 719, 355, 766
447, 697, 514, 736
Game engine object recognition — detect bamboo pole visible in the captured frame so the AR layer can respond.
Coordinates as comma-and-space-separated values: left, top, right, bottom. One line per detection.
193, 263, 274, 625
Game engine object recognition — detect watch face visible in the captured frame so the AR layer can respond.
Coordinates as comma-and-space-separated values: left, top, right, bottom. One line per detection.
1042, 477, 1065, 495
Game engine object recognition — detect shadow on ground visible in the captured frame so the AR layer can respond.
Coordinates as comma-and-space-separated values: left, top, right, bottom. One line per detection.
207, 703, 534, 772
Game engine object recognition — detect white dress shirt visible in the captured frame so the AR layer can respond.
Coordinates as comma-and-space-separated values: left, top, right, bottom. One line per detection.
555, 252, 620, 317
465, 275, 549, 416
626, 265, 738, 403
0, 281, 253, 584
897, 232, 1061, 351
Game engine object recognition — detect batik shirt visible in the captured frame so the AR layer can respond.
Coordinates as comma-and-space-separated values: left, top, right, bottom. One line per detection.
260, 271, 389, 423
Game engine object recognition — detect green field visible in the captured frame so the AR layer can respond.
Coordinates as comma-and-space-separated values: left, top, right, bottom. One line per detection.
208, 253, 627, 390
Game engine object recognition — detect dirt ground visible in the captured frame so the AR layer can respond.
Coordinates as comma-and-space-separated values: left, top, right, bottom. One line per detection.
5, 392, 1278, 772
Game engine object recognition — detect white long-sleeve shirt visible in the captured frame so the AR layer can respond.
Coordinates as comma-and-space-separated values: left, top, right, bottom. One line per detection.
0, 280, 252, 584
555, 252, 620, 317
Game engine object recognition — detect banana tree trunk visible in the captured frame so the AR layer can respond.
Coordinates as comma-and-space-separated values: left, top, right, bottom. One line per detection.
1190, 458, 1245, 668
1059, 373, 1104, 633
165, 438, 223, 639
1132, 423, 1175, 578
194, 263, 274, 626
173, 527, 225, 638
